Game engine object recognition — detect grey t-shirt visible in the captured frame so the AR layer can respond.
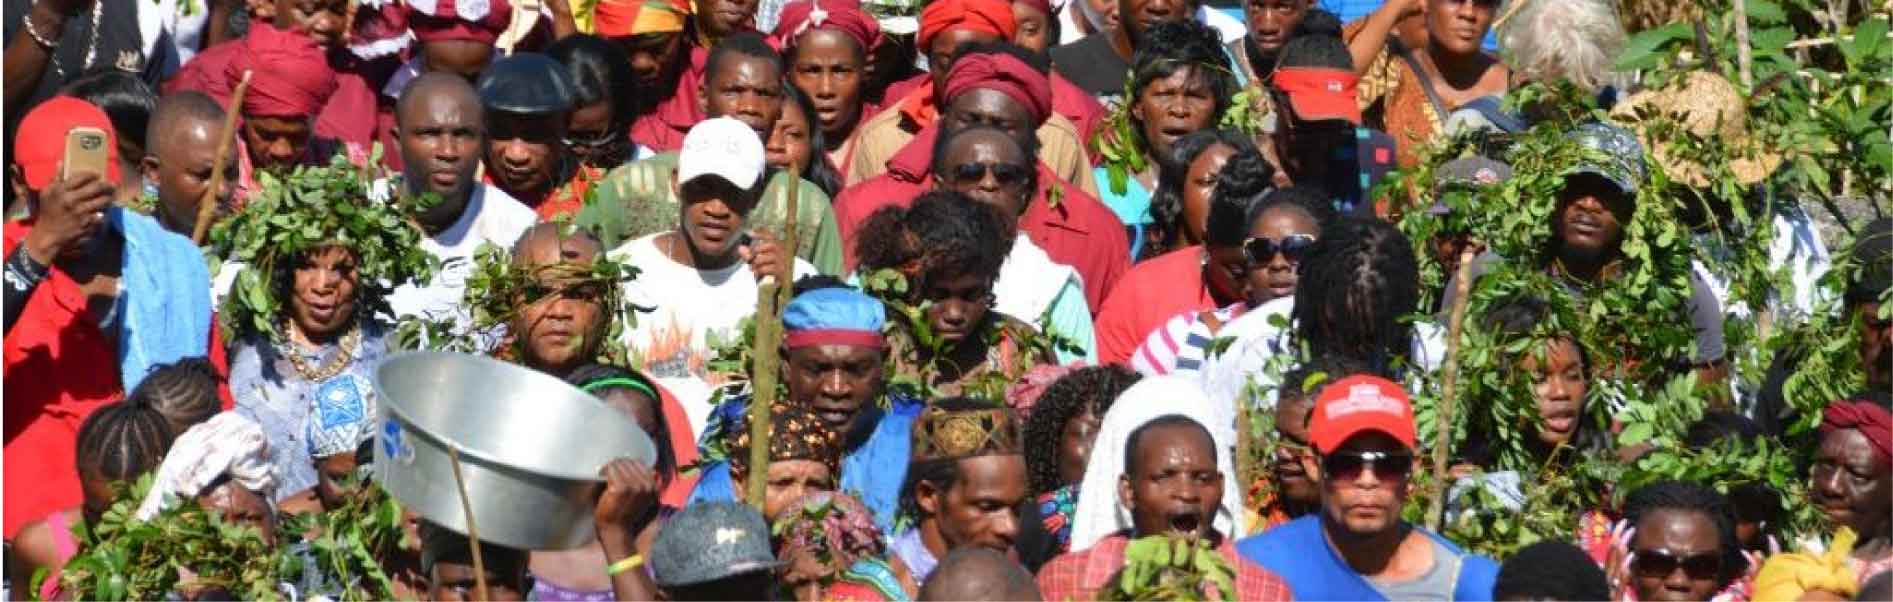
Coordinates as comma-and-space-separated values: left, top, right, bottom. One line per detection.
1368, 537, 1462, 602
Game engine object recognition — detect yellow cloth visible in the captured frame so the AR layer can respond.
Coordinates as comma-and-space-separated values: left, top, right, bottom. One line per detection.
1755, 528, 1860, 601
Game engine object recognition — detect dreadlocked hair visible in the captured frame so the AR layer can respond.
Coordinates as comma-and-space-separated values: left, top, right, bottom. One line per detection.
565, 363, 678, 488
1204, 146, 1277, 247
1022, 365, 1142, 495
1291, 217, 1420, 373
75, 400, 176, 483
1131, 20, 1235, 121
855, 191, 1011, 298
1622, 479, 1748, 584
128, 357, 222, 436
1149, 129, 1257, 259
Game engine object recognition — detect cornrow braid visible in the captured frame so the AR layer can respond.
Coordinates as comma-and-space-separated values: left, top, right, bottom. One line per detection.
76, 401, 176, 482
1290, 217, 1420, 373
1022, 365, 1142, 495
128, 357, 222, 436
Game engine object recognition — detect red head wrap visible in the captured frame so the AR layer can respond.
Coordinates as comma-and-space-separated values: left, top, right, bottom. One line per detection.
941, 51, 1052, 124
917, 0, 1015, 52
407, 0, 515, 44
228, 23, 339, 118
1013, 0, 1052, 18
768, 0, 881, 55
1821, 399, 1893, 465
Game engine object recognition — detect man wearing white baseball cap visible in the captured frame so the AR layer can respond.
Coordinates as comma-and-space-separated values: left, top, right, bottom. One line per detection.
615, 116, 815, 436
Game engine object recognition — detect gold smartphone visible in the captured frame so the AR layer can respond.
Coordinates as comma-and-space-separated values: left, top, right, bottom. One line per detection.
61, 126, 110, 181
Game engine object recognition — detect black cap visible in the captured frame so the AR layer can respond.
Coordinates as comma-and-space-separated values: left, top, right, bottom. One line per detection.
476, 53, 576, 114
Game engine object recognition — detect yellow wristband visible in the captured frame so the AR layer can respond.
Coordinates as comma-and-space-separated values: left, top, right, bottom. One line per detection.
607, 554, 645, 576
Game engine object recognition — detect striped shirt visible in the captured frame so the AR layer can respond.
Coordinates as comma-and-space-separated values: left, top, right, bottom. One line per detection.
1129, 303, 1249, 378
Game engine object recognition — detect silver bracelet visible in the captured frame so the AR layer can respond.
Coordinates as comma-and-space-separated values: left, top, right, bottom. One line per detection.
20, 11, 58, 51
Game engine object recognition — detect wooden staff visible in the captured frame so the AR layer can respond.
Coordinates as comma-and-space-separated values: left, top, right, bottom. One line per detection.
448, 448, 491, 602
747, 167, 801, 506
1427, 246, 1479, 532
192, 70, 251, 245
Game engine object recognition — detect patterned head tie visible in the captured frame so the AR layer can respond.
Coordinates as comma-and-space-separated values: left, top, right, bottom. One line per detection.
727, 401, 844, 477
912, 403, 1023, 462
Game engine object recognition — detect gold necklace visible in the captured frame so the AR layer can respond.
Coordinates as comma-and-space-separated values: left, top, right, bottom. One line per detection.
281, 320, 362, 382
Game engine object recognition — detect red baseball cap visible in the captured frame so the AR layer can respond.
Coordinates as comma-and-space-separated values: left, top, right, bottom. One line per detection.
1308, 374, 1417, 453
12, 96, 121, 191
1274, 67, 1363, 125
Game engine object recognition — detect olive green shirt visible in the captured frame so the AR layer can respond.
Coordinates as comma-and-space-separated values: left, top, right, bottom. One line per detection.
575, 152, 845, 275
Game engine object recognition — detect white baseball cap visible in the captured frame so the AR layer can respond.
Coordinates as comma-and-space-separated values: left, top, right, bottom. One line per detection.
677, 116, 765, 191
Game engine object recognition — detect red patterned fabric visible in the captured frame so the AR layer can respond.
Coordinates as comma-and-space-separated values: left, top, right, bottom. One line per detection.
227, 23, 339, 118
768, 0, 882, 54
1036, 533, 1295, 601
1821, 399, 1892, 464
916, 0, 1015, 51
881, 71, 1104, 147
941, 52, 1052, 124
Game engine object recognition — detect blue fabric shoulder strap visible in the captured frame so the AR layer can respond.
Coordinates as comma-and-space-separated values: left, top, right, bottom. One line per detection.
111, 207, 211, 390
842, 393, 924, 533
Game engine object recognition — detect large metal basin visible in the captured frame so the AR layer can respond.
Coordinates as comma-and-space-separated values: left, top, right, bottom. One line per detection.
372, 351, 655, 550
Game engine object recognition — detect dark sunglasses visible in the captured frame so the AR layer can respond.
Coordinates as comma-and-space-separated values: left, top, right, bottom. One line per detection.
1243, 234, 1316, 264
948, 162, 1033, 188
1321, 450, 1413, 482
1632, 549, 1723, 580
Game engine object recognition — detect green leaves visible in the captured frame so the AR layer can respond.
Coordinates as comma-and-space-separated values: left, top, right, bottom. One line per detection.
210, 153, 438, 344
1103, 535, 1239, 601
1615, 23, 1693, 71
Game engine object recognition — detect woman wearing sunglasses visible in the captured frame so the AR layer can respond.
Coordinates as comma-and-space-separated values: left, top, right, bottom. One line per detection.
1237, 374, 1501, 601
1126, 151, 1335, 379
1605, 480, 1751, 602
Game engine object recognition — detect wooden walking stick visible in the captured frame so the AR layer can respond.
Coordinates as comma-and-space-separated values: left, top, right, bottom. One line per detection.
1427, 246, 1479, 532
448, 448, 491, 602
192, 70, 251, 245
747, 167, 802, 507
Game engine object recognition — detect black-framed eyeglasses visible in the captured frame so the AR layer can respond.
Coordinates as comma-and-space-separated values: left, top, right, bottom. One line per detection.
1631, 549, 1723, 580
1243, 234, 1316, 264
1320, 450, 1413, 481
947, 162, 1033, 189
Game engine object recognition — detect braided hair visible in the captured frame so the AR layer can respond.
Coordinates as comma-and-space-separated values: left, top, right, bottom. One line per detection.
1022, 366, 1142, 495
1622, 480, 1749, 585
565, 363, 678, 488
127, 357, 221, 436
75, 401, 176, 485
1204, 147, 1279, 248
1149, 129, 1258, 260
1290, 217, 1420, 373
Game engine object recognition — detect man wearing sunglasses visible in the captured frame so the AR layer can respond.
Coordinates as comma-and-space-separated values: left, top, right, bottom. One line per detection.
1237, 374, 1498, 601
930, 125, 1096, 365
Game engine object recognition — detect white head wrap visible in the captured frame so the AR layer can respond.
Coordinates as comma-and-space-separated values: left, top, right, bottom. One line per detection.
135, 413, 278, 520
1069, 376, 1246, 552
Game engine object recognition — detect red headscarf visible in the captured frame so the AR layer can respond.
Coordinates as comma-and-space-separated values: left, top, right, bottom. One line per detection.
941, 51, 1052, 124
1821, 399, 1893, 465
407, 0, 515, 44
917, 0, 1015, 52
768, 0, 881, 55
1013, 0, 1052, 18
228, 23, 339, 118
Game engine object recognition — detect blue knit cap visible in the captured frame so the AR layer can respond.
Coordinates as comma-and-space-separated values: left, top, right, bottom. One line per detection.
782, 286, 886, 349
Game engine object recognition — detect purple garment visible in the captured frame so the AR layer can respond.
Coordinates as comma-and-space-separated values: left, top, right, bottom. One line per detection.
528, 578, 614, 602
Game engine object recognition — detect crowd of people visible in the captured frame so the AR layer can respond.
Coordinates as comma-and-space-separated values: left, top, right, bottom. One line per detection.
2, 0, 1889, 599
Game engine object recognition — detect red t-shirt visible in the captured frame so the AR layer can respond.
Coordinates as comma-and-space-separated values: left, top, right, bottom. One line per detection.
2, 222, 231, 537
1093, 245, 1219, 365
